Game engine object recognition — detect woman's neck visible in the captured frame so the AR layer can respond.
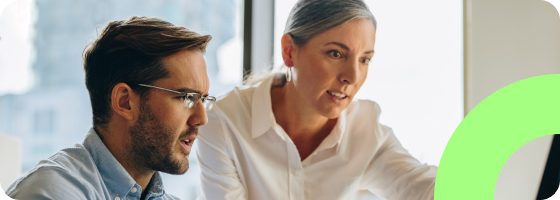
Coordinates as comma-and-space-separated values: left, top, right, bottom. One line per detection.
270, 80, 337, 161
270, 80, 337, 144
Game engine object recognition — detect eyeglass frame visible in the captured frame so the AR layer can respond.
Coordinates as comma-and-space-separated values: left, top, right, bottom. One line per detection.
137, 84, 216, 111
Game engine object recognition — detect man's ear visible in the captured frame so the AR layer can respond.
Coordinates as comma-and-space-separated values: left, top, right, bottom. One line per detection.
110, 83, 139, 122
281, 33, 296, 67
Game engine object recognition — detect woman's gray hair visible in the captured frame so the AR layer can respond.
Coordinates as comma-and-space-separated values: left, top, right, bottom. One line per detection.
245, 0, 376, 85
285, 0, 376, 47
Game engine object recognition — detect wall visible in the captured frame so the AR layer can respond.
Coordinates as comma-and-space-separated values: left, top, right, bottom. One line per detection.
0, 133, 21, 191
465, 0, 560, 113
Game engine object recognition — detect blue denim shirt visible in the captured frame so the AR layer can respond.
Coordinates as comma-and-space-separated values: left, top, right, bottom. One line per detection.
6, 128, 179, 200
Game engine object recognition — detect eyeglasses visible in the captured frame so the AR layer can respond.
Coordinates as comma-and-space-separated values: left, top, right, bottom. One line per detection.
138, 84, 216, 111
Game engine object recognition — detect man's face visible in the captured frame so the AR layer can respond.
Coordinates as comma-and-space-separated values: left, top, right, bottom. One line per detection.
129, 50, 209, 174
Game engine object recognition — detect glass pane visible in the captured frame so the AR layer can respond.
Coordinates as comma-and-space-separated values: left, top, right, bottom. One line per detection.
0, 0, 243, 199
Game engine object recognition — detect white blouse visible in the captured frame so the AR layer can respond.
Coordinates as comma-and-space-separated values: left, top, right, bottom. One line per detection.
197, 76, 436, 200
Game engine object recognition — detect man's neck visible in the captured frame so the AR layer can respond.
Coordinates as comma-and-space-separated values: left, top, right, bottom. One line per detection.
95, 124, 155, 192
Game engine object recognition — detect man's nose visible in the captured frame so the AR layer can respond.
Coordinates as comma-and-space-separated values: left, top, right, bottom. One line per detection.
187, 100, 208, 127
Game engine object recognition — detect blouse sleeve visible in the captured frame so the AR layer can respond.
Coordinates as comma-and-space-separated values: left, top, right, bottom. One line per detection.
197, 109, 248, 200
361, 125, 437, 200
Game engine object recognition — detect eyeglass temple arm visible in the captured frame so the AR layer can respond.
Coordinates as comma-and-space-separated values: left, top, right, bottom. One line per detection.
138, 84, 187, 95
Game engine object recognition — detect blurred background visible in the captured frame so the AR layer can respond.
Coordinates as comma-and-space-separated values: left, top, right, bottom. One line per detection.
1, 0, 558, 199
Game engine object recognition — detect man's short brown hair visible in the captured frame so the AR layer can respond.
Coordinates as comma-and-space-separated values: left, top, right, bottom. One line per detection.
83, 16, 211, 129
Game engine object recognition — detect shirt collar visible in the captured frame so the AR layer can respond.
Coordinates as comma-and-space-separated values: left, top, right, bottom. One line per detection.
251, 76, 278, 139
144, 172, 166, 199
82, 128, 166, 199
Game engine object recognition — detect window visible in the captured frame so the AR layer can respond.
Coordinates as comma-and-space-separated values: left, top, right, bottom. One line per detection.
359, 0, 463, 167
33, 110, 54, 135
0, 0, 243, 198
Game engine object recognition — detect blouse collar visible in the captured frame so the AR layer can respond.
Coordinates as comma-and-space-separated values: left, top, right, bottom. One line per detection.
251, 76, 277, 139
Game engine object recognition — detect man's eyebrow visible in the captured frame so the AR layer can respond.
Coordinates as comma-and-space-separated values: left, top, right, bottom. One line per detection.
326, 42, 375, 54
175, 87, 201, 94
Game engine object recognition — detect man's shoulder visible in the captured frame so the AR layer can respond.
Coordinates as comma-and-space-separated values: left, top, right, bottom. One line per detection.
163, 193, 181, 200
6, 145, 106, 199
41, 144, 100, 179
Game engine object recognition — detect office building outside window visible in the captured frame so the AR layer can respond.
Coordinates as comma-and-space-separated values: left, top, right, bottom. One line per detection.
0, 0, 243, 199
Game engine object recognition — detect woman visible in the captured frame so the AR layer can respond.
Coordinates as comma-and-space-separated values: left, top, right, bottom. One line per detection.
197, 0, 436, 199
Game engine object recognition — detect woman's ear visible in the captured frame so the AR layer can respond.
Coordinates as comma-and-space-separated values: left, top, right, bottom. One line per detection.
110, 83, 139, 122
281, 33, 296, 67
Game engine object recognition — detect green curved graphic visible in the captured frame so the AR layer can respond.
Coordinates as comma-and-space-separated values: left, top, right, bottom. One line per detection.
435, 74, 560, 199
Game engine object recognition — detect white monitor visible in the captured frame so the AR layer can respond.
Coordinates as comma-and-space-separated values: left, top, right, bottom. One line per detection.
495, 134, 560, 200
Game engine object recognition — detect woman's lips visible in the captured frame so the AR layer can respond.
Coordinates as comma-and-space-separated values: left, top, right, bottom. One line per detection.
326, 90, 348, 104
327, 90, 348, 99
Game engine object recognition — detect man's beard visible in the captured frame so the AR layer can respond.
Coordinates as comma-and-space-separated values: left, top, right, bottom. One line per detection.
128, 101, 197, 175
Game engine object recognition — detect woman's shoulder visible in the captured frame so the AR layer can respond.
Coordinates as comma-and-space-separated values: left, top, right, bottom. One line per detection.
346, 99, 382, 118
344, 99, 393, 138
211, 76, 274, 122
214, 84, 260, 112
203, 85, 259, 135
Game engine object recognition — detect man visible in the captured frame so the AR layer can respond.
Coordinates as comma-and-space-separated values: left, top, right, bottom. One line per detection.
6, 16, 214, 200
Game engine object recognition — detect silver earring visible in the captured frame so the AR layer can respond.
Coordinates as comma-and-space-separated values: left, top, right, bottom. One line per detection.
286, 67, 292, 82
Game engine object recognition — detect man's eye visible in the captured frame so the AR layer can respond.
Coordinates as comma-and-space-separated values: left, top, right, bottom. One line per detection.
328, 50, 342, 58
186, 95, 199, 102
179, 95, 192, 100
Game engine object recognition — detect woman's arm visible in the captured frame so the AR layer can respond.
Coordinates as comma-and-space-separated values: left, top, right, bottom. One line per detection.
361, 125, 437, 200
197, 110, 248, 200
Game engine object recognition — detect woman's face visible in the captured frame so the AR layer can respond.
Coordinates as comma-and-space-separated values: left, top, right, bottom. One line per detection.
284, 18, 376, 119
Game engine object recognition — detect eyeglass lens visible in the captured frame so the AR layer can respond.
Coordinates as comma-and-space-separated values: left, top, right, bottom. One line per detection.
184, 94, 214, 111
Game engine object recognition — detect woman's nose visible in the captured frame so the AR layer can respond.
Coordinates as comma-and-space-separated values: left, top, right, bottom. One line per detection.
339, 60, 360, 85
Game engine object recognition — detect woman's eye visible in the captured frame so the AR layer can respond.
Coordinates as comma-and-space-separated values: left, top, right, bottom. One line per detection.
361, 58, 371, 64
329, 50, 342, 58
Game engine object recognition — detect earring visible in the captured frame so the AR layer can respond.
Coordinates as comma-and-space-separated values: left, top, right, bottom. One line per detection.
286, 67, 292, 82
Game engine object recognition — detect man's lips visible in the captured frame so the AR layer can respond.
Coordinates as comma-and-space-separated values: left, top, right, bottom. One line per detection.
179, 134, 197, 154
181, 135, 197, 147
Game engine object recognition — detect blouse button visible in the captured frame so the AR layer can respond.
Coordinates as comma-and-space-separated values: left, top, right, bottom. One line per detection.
131, 187, 138, 193
115, 197, 120, 200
